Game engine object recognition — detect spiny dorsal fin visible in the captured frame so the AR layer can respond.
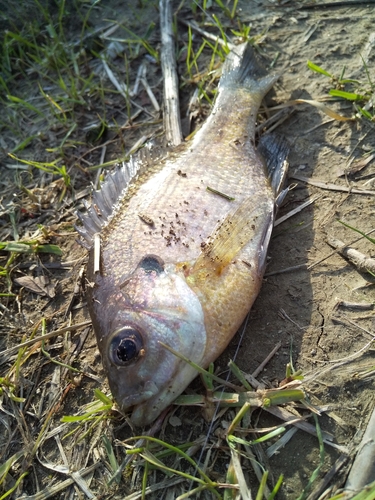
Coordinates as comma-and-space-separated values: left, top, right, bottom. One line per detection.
75, 158, 140, 248
75, 143, 170, 249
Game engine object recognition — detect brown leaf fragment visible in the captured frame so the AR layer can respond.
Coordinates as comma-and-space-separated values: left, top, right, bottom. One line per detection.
14, 275, 56, 298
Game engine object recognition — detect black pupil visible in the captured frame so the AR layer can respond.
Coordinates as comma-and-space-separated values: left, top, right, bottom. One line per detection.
117, 338, 137, 362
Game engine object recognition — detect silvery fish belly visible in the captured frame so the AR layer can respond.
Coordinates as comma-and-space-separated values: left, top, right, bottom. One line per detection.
76, 43, 289, 426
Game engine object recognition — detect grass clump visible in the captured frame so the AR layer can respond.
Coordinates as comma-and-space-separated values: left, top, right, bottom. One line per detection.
307, 60, 375, 121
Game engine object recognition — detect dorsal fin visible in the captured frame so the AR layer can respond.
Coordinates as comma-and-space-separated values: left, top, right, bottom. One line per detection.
75, 141, 171, 249
75, 158, 140, 248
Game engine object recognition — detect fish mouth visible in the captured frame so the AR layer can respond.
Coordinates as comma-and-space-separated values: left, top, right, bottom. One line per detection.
128, 362, 203, 427
117, 379, 160, 409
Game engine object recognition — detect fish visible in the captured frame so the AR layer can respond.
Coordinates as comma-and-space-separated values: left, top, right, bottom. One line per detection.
76, 43, 289, 427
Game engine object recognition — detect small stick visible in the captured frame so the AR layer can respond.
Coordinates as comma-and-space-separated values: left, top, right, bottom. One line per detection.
299, 1, 375, 9
19, 462, 101, 500
132, 62, 146, 96
274, 194, 320, 227
101, 58, 131, 99
93, 233, 100, 274
255, 108, 295, 134
0, 320, 92, 359
302, 118, 334, 135
266, 427, 299, 458
336, 300, 374, 311
141, 77, 160, 112
306, 452, 351, 500
252, 341, 282, 378
332, 315, 374, 339
291, 174, 375, 196
125, 135, 149, 157
327, 236, 375, 274
159, 0, 183, 146
266, 406, 349, 453
64, 267, 85, 320
265, 263, 307, 277
180, 19, 235, 50
267, 229, 375, 276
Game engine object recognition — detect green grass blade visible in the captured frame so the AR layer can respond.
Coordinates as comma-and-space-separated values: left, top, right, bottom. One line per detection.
338, 220, 375, 245
307, 60, 332, 78
329, 89, 366, 101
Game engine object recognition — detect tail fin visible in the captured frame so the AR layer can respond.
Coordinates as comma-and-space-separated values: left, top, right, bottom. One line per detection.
219, 43, 279, 94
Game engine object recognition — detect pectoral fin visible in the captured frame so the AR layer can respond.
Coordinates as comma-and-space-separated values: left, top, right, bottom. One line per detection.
190, 197, 272, 280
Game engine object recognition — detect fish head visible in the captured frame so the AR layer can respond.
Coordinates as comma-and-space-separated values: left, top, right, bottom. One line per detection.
92, 255, 207, 426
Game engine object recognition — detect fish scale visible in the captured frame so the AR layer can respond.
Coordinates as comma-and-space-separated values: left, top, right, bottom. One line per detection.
76, 43, 289, 426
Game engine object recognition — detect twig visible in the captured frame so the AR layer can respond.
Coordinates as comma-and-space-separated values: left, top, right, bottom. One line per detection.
265, 406, 349, 453
252, 341, 282, 378
0, 321, 92, 360
304, 337, 375, 385
17, 462, 100, 500
302, 118, 334, 135
266, 229, 375, 276
159, 0, 183, 145
101, 58, 131, 98
266, 427, 299, 458
265, 263, 307, 277
327, 236, 375, 274
179, 19, 235, 50
291, 174, 375, 195
336, 300, 374, 311
332, 315, 375, 340
125, 134, 150, 157
306, 452, 352, 500
141, 77, 160, 112
256, 108, 295, 134
274, 194, 320, 227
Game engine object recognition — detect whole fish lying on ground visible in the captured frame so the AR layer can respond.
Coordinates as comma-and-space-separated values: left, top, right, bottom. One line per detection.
77, 43, 289, 426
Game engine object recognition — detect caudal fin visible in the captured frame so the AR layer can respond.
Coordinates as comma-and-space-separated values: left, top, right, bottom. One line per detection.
219, 43, 279, 95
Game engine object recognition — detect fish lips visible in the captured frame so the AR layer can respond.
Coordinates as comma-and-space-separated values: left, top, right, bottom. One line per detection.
114, 379, 160, 408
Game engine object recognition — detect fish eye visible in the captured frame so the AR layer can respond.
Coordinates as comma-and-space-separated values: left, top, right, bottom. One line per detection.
138, 254, 164, 274
109, 327, 144, 366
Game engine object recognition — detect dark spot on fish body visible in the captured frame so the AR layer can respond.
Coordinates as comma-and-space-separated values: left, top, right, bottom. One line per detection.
138, 255, 165, 274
